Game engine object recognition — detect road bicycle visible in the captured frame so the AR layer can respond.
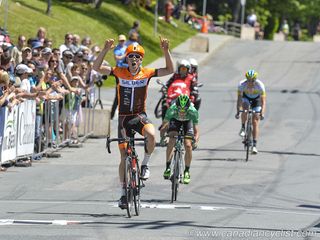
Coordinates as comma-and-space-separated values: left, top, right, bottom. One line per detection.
107, 130, 146, 218
239, 105, 260, 162
169, 128, 185, 203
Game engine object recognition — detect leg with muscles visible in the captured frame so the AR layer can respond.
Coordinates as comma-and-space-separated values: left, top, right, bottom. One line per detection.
252, 113, 260, 154
183, 138, 192, 184
164, 131, 177, 179
183, 120, 195, 184
118, 144, 127, 209
141, 123, 156, 180
240, 101, 249, 137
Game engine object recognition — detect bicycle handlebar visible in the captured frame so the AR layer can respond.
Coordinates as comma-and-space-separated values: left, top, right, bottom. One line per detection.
106, 136, 147, 154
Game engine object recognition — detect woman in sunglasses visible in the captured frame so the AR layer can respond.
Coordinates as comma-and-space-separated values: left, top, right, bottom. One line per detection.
235, 69, 266, 154
160, 94, 199, 184
93, 37, 174, 209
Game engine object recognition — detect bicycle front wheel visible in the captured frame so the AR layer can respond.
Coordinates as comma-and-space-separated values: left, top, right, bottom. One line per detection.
171, 151, 180, 203
125, 157, 134, 218
133, 158, 141, 216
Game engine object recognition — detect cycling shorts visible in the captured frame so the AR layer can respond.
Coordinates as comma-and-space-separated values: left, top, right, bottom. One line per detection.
168, 119, 194, 138
118, 112, 153, 143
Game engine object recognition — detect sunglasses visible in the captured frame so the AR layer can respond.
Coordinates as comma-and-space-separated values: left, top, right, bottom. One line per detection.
179, 67, 188, 71
64, 55, 73, 59
128, 54, 142, 59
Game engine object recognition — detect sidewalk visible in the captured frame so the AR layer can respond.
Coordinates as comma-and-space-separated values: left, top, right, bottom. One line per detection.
99, 33, 234, 105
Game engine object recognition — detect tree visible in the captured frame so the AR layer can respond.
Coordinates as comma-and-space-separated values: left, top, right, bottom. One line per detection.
94, 0, 103, 9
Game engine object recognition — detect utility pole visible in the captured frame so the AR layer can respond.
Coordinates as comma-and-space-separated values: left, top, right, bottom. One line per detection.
202, 0, 207, 17
240, 0, 246, 25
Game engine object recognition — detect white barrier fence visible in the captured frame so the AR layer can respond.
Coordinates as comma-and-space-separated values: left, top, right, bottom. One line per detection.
0, 100, 36, 164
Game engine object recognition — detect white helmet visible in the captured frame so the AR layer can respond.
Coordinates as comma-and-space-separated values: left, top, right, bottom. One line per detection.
177, 59, 191, 71
188, 58, 198, 70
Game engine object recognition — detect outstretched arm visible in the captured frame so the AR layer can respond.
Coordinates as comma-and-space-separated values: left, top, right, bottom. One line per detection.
93, 39, 114, 75
157, 36, 174, 77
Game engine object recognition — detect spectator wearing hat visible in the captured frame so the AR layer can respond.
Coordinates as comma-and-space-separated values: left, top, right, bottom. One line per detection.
39, 47, 52, 69
59, 49, 74, 78
21, 47, 32, 65
15, 64, 39, 100
31, 40, 43, 50
11, 35, 26, 66
59, 33, 74, 58
114, 34, 128, 68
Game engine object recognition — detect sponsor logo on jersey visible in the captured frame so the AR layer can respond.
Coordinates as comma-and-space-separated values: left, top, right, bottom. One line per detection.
119, 78, 148, 88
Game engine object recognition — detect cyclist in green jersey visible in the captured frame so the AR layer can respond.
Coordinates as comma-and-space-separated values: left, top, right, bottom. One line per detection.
160, 94, 199, 184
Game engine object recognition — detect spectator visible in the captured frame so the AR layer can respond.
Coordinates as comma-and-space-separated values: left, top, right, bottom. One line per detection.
59, 50, 74, 79
64, 76, 82, 144
59, 33, 74, 58
247, 10, 257, 27
44, 38, 53, 49
36, 27, 47, 44
126, 32, 139, 47
11, 35, 26, 66
292, 22, 301, 41
52, 48, 60, 59
172, 0, 182, 19
0, 70, 10, 108
89, 45, 101, 62
165, 0, 174, 23
21, 47, 32, 65
71, 34, 81, 54
114, 34, 128, 67
80, 36, 92, 50
128, 20, 141, 44
281, 19, 290, 40
39, 47, 53, 70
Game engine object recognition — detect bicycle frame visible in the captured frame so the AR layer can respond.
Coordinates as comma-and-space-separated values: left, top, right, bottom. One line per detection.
170, 129, 185, 203
240, 104, 257, 161
107, 131, 146, 218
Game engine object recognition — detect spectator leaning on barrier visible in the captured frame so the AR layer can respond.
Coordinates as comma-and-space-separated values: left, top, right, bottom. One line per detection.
63, 75, 82, 144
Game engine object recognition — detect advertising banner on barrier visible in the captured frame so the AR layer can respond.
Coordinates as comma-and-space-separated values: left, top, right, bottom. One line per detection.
0, 106, 18, 164
17, 100, 36, 157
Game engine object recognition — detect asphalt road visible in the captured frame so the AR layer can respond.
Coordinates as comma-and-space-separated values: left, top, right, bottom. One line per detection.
0, 39, 320, 240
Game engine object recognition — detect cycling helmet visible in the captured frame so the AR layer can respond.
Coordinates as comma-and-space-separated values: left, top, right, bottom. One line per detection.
176, 94, 190, 111
125, 43, 145, 57
188, 58, 198, 69
245, 69, 258, 81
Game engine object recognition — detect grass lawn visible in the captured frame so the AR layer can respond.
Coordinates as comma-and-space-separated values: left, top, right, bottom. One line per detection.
0, 0, 196, 87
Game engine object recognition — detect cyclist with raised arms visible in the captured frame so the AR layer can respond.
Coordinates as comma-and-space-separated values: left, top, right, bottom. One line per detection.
235, 69, 266, 154
160, 94, 199, 184
93, 37, 174, 209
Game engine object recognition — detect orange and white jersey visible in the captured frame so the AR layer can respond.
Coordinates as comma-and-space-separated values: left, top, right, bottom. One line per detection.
111, 67, 158, 116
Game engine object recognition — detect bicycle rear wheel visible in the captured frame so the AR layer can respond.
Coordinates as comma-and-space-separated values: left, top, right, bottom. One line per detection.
171, 151, 180, 203
125, 157, 134, 218
133, 158, 141, 216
